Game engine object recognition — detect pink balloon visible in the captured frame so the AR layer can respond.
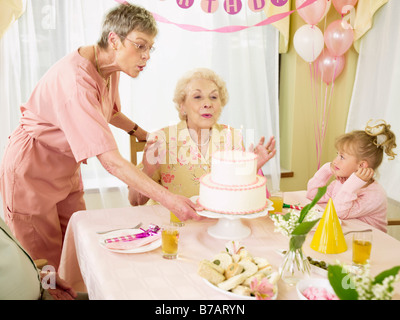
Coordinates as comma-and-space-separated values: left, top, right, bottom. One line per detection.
332, 0, 358, 15
324, 20, 354, 57
316, 51, 345, 84
296, 0, 327, 25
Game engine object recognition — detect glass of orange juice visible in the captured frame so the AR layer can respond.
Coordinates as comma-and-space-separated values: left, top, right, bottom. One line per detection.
269, 190, 283, 213
352, 230, 372, 266
170, 211, 185, 227
161, 225, 179, 259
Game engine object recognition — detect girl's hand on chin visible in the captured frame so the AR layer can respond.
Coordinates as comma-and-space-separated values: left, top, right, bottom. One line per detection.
336, 176, 347, 184
355, 167, 375, 182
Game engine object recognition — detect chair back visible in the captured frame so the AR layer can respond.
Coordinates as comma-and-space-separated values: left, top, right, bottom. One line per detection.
130, 136, 146, 165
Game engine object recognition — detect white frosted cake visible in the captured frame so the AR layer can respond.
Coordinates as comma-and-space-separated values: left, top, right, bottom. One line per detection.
198, 150, 268, 214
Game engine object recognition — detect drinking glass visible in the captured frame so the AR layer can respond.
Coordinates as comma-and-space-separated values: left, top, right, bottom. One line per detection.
352, 230, 372, 266
161, 225, 179, 259
270, 190, 284, 213
170, 211, 185, 227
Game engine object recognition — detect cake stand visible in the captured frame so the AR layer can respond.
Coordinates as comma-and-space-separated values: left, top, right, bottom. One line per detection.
192, 196, 273, 240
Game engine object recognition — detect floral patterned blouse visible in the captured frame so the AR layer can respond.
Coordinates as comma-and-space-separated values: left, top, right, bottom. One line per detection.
139, 121, 244, 202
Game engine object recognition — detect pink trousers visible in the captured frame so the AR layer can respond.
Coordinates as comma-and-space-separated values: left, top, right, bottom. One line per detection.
0, 127, 86, 270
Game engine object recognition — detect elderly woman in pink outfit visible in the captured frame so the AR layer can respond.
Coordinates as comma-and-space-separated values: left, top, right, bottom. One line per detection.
0, 3, 201, 270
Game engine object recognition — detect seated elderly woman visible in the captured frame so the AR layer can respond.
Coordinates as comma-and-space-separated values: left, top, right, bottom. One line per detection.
129, 68, 276, 206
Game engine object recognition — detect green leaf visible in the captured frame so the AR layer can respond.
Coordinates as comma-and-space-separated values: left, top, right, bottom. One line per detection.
289, 234, 306, 250
291, 218, 321, 236
373, 266, 400, 285
282, 212, 292, 221
298, 185, 327, 223
328, 265, 358, 300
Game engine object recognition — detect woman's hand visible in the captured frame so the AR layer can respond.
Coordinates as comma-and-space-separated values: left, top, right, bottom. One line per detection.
42, 272, 77, 300
250, 136, 276, 171
165, 194, 204, 222
134, 126, 149, 141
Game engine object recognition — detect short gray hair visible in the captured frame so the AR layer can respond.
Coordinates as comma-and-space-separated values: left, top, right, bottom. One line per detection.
98, 4, 158, 48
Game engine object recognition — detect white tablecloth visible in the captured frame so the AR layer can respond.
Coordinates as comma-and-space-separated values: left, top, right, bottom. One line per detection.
59, 191, 400, 300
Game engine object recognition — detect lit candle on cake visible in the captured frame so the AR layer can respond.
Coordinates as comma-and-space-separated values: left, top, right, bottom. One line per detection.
240, 124, 244, 155
226, 125, 232, 151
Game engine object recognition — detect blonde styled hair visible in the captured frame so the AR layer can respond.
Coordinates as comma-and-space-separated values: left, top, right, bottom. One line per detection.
335, 119, 397, 169
173, 68, 229, 120
98, 4, 158, 48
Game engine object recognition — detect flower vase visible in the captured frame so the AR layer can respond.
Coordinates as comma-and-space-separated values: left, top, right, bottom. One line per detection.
279, 235, 311, 285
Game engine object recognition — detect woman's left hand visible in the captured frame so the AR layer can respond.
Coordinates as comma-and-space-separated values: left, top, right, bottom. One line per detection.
42, 272, 77, 300
250, 136, 276, 170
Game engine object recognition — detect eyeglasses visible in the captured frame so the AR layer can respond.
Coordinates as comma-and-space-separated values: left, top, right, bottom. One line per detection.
119, 35, 155, 53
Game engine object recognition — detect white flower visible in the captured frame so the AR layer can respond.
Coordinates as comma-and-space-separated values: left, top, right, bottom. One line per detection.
270, 208, 321, 236
342, 262, 400, 300
225, 240, 245, 255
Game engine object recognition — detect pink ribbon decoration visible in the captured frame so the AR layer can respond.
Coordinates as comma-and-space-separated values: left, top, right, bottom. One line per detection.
104, 224, 160, 244
113, 0, 319, 33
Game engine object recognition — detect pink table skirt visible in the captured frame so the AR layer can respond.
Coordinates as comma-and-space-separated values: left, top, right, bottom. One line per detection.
59, 191, 400, 300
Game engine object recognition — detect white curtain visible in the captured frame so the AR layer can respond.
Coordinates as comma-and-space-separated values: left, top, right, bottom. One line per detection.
0, 0, 279, 209
347, 0, 400, 202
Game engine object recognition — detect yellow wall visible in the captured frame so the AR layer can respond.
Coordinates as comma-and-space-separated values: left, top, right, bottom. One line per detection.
279, 5, 359, 191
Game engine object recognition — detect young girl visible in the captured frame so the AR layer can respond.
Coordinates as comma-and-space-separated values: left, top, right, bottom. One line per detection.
306, 120, 397, 232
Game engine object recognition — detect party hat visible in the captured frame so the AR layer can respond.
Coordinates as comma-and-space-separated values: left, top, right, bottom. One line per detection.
310, 198, 347, 254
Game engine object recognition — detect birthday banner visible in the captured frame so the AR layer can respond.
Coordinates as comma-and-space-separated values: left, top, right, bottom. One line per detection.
172, 0, 288, 14
115, 0, 319, 33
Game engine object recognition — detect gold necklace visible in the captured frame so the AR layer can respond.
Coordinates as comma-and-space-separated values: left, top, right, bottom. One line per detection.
94, 45, 110, 89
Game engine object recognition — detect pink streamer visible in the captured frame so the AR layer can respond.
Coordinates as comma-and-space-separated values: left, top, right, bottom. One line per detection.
113, 0, 319, 33
151, 11, 293, 33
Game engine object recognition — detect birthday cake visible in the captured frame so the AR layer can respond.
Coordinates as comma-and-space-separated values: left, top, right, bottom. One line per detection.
198, 150, 268, 214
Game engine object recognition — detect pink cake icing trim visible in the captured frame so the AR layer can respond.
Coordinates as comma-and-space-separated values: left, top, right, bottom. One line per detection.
209, 176, 258, 187
200, 174, 266, 190
196, 198, 269, 215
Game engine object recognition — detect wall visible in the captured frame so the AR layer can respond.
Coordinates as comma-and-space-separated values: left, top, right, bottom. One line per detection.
279, 4, 358, 191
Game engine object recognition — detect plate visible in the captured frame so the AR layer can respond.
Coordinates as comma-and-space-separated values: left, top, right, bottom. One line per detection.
192, 196, 273, 240
98, 228, 161, 254
202, 278, 278, 300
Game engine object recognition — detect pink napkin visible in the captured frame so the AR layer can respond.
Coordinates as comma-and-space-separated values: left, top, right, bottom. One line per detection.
105, 233, 161, 250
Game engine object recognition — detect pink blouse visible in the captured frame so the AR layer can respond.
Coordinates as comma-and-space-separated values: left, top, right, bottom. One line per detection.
306, 162, 388, 232
20, 49, 120, 163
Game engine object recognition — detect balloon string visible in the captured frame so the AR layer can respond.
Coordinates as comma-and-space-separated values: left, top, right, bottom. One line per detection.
322, 84, 329, 146
322, 60, 339, 141
310, 62, 321, 169
314, 61, 323, 170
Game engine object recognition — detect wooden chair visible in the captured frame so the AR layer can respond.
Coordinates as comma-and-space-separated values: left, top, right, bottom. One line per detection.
387, 199, 400, 226
388, 220, 400, 226
130, 136, 146, 165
